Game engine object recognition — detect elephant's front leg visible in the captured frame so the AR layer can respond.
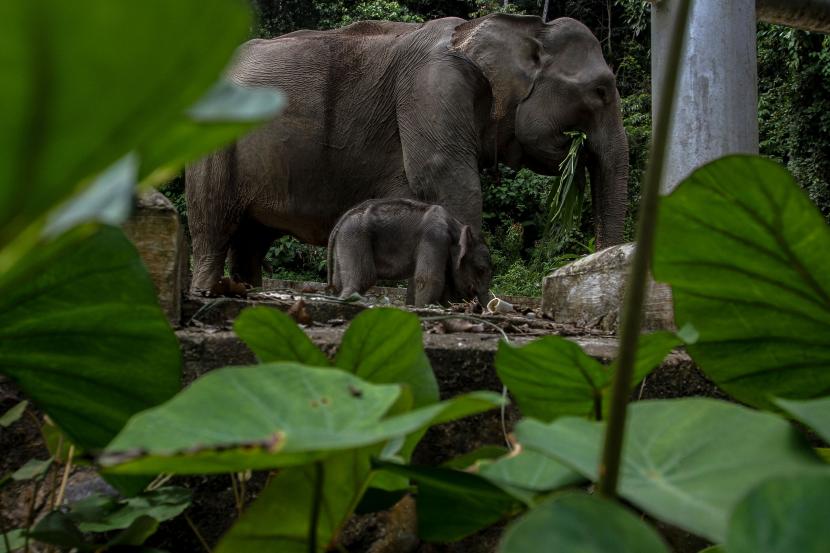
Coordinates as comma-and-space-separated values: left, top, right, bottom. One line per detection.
412, 240, 449, 307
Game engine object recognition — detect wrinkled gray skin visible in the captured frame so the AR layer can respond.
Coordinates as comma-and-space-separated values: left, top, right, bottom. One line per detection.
186, 14, 628, 293
328, 199, 492, 307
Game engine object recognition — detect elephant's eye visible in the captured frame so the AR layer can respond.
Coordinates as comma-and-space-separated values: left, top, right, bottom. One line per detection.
595, 86, 610, 104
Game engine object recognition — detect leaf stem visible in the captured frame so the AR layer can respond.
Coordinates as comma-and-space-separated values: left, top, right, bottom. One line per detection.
1, 519, 12, 553
54, 445, 74, 507
185, 512, 212, 553
597, 0, 694, 498
309, 462, 324, 553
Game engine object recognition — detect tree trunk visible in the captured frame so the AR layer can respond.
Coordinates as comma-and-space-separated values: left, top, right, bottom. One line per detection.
542, 0, 550, 22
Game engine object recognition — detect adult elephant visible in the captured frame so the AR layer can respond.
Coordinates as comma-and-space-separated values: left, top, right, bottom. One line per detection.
186, 14, 629, 293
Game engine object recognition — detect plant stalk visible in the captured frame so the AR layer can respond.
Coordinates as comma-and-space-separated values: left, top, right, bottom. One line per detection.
597, 0, 694, 498
309, 462, 324, 553
185, 512, 212, 553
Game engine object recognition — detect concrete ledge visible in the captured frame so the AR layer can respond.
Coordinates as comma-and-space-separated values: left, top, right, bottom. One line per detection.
541, 243, 674, 331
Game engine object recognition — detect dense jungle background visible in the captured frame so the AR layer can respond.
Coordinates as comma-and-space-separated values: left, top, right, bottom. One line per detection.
161, 0, 830, 296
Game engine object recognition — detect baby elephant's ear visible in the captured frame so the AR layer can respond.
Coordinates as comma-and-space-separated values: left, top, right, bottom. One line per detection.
458, 225, 473, 268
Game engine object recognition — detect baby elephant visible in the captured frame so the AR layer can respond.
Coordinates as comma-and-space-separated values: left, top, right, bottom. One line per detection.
327, 199, 492, 307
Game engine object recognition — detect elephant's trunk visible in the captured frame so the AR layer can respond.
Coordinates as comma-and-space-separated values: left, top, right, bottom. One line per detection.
587, 111, 629, 250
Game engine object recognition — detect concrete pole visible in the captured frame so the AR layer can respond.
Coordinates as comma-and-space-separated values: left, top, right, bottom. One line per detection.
652, 0, 759, 193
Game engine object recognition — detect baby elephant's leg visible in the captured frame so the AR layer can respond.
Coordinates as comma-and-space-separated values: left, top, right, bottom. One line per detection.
413, 238, 448, 307
334, 228, 376, 298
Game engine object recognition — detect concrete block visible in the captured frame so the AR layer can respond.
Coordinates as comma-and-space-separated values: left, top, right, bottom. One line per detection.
541, 243, 674, 332
122, 189, 188, 325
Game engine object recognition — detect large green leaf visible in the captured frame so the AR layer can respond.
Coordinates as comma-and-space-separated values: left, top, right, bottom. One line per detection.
139, 80, 284, 184
653, 155, 830, 409
775, 396, 830, 443
496, 332, 680, 421
101, 363, 502, 474
336, 308, 439, 408
726, 474, 830, 553
478, 449, 583, 496
216, 447, 377, 553
0, 0, 250, 249
234, 306, 330, 367
498, 493, 670, 553
0, 226, 181, 451
375, 461, 523, 542
516, 398, 826, 542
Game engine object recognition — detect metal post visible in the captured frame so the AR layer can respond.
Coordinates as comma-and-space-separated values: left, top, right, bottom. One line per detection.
652, 0, 758, 193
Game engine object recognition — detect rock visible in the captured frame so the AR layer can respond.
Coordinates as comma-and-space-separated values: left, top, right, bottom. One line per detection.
122, 189, 188, 325
541, 243, 674, 332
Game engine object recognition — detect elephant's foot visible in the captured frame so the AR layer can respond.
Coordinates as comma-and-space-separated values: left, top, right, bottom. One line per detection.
196, 276, 250, 298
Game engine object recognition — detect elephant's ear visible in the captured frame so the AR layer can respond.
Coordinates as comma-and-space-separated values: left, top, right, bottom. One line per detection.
451, 14, 545, 119
457, 225, 473, 269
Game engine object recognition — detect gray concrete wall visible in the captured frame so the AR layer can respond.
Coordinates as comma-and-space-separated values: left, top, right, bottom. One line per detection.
652, 0, 759, 193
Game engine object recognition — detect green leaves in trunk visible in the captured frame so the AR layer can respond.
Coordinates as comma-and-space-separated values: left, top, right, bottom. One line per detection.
101, 363, 501, 474
0, 226, 181, 452
653, 155, 830, 409
725, 474, 830, 553
496, 332, 680, 421
0, 0, 250, 249
498, 493, 670, 553
516, 398, 827, 542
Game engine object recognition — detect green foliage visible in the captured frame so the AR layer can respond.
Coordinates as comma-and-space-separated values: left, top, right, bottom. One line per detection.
25, 486, 193, 550
516, 399, 827, 542
477, 449, 583, 496
469, 0, 528, 17
725, 474, 830, 553
0, 0, 247, 252
652, 156, 830, 410
235, 307, 331, 366
11, 458, 53, 482
0, 227, 181, 452
544, 131, 588, 242
0, 400, 27, 428
215, 447, 377, 552
101, 362, 500, 474
495, 331, 680, 421
340, 1, 424, 25
376, 461, 524, 542
335, 308, 439, 408
758, 25, 830, 221
265, 236, 327, 281
67, 487, 191, 533
776, 396, 830, 444
498, 493, 670, 553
